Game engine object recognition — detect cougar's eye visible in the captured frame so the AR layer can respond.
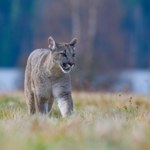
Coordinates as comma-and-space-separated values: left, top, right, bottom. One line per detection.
61, 53, 67, 57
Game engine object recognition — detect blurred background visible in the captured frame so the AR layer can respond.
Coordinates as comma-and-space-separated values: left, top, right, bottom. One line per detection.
0, 0, 150, 94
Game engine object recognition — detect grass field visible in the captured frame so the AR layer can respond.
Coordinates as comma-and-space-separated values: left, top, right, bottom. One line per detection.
0, 92, 150, 150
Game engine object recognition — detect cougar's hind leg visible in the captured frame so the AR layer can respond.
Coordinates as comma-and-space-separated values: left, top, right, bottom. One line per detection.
27, 92, 36, 114
24, 59, 36, 114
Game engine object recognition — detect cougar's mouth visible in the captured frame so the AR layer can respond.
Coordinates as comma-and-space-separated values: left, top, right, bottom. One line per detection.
59, 63, 74, 73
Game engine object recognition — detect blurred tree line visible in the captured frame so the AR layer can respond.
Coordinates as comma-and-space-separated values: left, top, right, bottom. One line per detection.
0, 0, 35, 67
0, 0, 150, 75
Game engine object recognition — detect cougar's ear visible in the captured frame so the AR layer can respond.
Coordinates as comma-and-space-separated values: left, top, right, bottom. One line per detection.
69, 38, 77, 47
48, 36, 56, 50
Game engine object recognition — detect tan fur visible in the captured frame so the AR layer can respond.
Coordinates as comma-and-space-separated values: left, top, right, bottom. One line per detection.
24, 37, 77, 117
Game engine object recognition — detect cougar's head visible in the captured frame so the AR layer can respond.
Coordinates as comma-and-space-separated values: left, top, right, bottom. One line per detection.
48, 36, 77, 73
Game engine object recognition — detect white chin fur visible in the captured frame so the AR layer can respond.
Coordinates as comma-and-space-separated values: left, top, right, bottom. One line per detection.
59, 65, 71, 73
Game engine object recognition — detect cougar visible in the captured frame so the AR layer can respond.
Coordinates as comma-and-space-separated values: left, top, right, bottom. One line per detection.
24, 36, 77, 117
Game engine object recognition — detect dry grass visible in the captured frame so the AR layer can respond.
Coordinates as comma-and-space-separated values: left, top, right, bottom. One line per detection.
0, 92, 150, 150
